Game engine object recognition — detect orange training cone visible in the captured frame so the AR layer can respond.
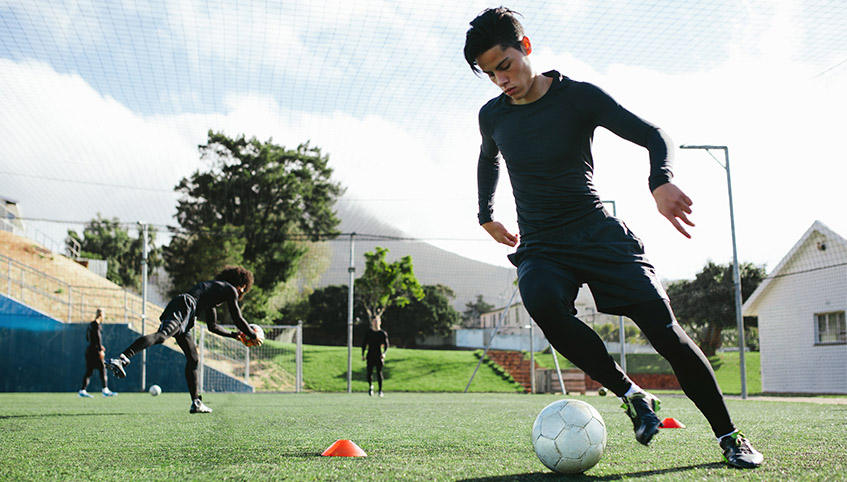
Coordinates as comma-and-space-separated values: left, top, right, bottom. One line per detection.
321, 439, 367, 457
660, 417, 686, 428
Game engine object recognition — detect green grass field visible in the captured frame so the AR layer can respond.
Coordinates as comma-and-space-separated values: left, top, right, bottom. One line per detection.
299, 344, 524, 393
2, 392, 845, 481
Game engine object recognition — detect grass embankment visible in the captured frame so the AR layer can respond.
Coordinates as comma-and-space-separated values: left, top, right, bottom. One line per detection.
299, 344, 525, 393
533, 350, 763, 395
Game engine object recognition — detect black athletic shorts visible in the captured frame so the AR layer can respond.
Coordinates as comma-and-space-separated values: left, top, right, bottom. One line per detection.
508, 209, 668, 314
84, 348, 105, 370
366, 356, 384, 371
158, 294, 198, 336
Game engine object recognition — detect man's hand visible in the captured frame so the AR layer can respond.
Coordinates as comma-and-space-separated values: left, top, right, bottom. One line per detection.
652, 182, 695, 238
482, 221, 518, 247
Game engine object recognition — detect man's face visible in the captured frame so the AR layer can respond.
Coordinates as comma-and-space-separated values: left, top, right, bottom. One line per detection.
476, 44, 534, 103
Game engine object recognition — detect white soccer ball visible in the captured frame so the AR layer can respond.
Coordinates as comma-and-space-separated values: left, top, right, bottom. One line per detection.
532, 399, 607, 474
148, 384, 162, 396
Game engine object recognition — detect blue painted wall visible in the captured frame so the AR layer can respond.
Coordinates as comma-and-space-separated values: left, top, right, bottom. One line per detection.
0, 294, 252, 394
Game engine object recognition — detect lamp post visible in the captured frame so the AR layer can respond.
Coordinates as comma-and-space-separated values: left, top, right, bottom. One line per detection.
603, 200, 627, 374
679, 145, 747, 399
524, 323, 535, 393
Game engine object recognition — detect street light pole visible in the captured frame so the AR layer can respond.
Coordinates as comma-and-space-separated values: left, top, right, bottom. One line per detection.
603, 200, 627, 374
679, 145, 747, 399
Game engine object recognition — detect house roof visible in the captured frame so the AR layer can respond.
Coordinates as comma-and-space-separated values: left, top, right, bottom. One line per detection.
742, 220, 847, 316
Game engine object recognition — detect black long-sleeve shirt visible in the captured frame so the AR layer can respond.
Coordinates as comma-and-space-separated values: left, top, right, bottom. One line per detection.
362, 329, 389, 359
184, 280, 254, 338
477, 71, 673, 236
85, 321, 103, 353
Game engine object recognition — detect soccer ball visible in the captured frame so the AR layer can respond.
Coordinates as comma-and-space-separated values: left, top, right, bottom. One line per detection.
239, 324, 266, 347
532, 399, 607, 474
148, 385, 162, 396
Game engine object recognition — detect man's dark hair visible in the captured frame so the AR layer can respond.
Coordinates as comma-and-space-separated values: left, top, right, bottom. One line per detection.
464, 7, 525, 74
215, 266, 254, 293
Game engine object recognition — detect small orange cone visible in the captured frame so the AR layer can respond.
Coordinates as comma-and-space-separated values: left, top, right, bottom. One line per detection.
321, 439, 367, 457
660, 417, 686, 428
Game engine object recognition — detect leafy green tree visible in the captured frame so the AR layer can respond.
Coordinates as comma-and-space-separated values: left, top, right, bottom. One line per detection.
355, 247, 424, 329
294, 285, 366, 345
66, 214, 161, 291
462, 294, 495, 328
666, 261, 766, 356
164, 131, 343, 321
383, 284, 460, 347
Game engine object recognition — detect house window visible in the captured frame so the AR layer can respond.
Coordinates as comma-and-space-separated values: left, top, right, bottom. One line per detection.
815, 311, 846, 344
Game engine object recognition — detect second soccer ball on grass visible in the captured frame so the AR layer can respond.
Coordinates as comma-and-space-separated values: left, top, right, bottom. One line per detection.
532, 399, 607, 474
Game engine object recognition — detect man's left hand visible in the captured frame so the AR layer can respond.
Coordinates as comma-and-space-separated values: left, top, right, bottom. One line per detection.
652, 182, 695, 238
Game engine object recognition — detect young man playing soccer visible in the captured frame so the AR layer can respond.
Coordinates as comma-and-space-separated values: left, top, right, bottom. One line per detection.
78, 308, 117, 398
107, 266, 262, 413
362, 319, 389, 397
464, 7, 762, 469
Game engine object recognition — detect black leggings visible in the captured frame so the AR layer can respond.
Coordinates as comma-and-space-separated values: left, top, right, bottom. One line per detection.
366, 358, 384, 391
122, 321, 200, 400
520, 274, 734, 437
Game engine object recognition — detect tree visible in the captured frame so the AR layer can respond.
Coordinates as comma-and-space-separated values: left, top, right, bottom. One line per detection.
355, 247, 424, 329
66, 214, 161, 291
383, 284, 460, 347
462, 294, 495, 328
290, 284, 366, 345
666, 261, 766, 356
164, 131, 344, 321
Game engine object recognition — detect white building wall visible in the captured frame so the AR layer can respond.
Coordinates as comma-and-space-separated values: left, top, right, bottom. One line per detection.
756, 235, 847, 394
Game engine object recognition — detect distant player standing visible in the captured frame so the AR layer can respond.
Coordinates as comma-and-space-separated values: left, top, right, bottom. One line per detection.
362, 319, 389, 397
78, 308, 117, 397
463, 7, 762, 468
107, 266, 262, 413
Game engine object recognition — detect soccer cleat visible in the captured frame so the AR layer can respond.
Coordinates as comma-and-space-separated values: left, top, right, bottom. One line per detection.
378, 391, 384, 398
190, 397, 212, 414
78, 390, 93, 398
106, 354, 130, 379
720, 431, 763, 469
102, 388, 117, 397
368, 385, 374, 397
621, 391, 663, 446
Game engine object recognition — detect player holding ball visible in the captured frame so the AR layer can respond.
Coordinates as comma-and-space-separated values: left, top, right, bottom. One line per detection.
106, 266, 262, 413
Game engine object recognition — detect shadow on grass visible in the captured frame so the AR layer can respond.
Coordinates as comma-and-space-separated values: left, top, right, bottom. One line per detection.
456, 462, 726, 481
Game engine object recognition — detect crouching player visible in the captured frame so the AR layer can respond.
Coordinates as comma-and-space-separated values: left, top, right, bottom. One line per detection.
107, 266, 262, 413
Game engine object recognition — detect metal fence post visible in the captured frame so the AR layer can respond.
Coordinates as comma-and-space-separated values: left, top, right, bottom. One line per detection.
296, 320, 303, 393
198, 327, 205, 393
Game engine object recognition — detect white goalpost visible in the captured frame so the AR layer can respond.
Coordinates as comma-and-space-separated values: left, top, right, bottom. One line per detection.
197, 323, 303, 393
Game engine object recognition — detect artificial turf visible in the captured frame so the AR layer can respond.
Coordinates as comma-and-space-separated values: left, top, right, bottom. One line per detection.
1, 391, 844, 481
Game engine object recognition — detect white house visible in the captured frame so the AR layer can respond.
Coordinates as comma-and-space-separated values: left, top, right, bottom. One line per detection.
1, 196, 25, 234
455, 286, 643, 352
742, 220, 847, 394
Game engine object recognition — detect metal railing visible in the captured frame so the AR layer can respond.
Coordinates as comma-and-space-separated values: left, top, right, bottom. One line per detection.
0, 252, 157, 325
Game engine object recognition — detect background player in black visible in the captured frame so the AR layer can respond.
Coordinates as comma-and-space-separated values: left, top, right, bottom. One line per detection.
362, 319, 389, 397
78, 308, 117, 397
464, 7, 762, 469
106, 266, 261, 413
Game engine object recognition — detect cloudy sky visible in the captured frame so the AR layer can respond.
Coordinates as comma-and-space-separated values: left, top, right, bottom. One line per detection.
1, 0, 845, 282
